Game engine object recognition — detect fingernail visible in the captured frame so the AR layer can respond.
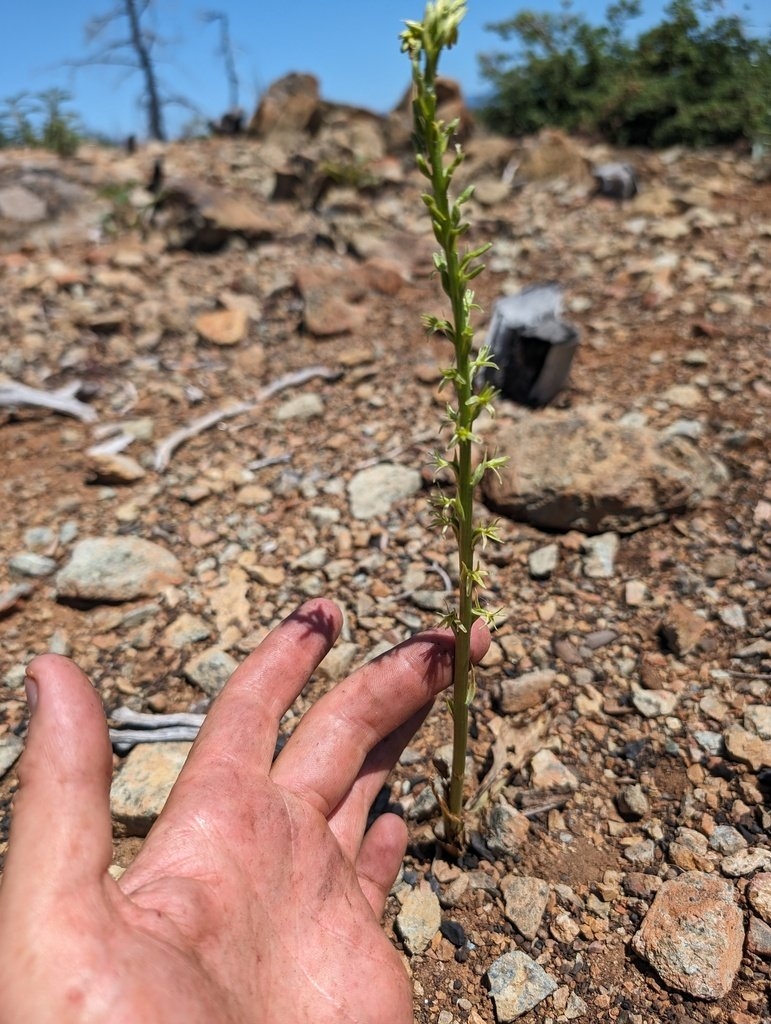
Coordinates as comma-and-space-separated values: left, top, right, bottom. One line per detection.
24, 674, 38, 714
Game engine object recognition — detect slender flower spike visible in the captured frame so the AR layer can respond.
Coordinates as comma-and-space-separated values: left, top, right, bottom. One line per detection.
400, 1, 505, 846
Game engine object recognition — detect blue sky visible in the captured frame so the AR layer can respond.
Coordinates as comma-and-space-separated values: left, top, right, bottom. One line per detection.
1, 0, 768, 140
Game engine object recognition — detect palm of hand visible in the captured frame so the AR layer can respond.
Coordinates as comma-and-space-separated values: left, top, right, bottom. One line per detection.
0, 599, 487, 1023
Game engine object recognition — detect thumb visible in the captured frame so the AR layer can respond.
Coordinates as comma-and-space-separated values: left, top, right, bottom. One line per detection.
3, 655, 114, 892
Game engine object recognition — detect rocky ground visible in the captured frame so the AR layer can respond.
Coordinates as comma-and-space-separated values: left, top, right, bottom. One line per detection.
0, 97, 770, 1023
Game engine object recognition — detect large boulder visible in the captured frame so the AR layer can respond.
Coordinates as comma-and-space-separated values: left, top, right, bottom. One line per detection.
632, 872, 744, 1000
386, 76, 473, 151
515, 129, 592, 186
149, 171, 286, 251
314, 104, 387, 166
248, 72, 322, 139
481, 407, 729, 534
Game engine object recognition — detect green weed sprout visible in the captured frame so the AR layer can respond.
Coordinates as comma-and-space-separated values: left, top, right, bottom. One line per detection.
401, 0, 505, 846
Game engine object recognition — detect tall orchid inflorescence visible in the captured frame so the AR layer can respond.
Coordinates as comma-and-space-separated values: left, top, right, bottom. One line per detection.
401, 0, 505, 846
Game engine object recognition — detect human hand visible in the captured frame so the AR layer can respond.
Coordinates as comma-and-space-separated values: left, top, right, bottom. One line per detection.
0, 598, 489, 1023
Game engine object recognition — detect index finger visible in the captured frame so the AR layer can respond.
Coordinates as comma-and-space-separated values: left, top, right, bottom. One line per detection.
130, 599, 341, 852
270, 618, 490, 817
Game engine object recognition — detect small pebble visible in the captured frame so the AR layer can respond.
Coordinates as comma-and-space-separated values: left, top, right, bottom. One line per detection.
719, 604, 746, 629
617, 783, 650, 819
8, 552, 57, 577
528, 543, 559, 579
582, 533, 619, 579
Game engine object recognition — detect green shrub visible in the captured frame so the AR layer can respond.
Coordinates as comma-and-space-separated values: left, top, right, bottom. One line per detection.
0, 88, 82, 156
480, 0, 771, 148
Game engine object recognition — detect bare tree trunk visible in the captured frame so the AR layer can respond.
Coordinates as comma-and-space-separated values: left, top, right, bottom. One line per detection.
204, 11, 240, 111
125, 0, 165, 140
219, 13, 239, 111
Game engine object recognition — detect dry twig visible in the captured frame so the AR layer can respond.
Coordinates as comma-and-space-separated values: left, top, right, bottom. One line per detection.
154, 366, 339, 471
0, 379, 98, 423
109, 706, 206, 752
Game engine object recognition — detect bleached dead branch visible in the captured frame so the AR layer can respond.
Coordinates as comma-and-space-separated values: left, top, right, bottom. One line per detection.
0, 379, 98, 423
153, 366, 339, 472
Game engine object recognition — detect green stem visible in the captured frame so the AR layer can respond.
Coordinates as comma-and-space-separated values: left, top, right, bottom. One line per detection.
401, 1, 493, 847
448, 454, 474, 832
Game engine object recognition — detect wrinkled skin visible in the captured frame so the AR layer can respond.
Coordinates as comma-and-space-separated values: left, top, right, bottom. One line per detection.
0, 598, 488, 1023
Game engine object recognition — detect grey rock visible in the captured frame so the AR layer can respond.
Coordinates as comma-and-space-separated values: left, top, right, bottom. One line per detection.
724, 724, 771, 771
582, 532, 619, 578
162, 613, 212, 649
110, 741, 192, 836
87, 452, 146, 484
0, 735, 24, 779
409, 589, 448, 613
486, 950, 558, 1021
632, 686, 678, 718
405, 784, 439, 822
624, 579, 649, 606
585, 629, 618, 649
485, 801, 530, 857
564, 992, 589, 1019
746, 705, 771, 739
275, 393, 324, 421
624, 872, 662, 900
747, 916, 771, 957
501, 875, 549, 939
3, 664, 26, 689
316, 641, 358, 682
56, 537, 185, 602
395, 886, 441, 955
617, 783, 649, 819
708, 825, 747, 856
747, 873, 771, 924
530, 749, 578, 790
659, 602, 707, 656
668, 827, 717, 872
23, 526, 56, 550
662, 383, 701, 408
719, 604, 746, 629
499, 669, 556, 715
0, 185, 47, 222
293, 546, 327, 570
59, 520, 79, 544
703, 553, 737, 579
184, 647, 238, 697
482, 408, 728, 534
720, 848, 771, 877
692, 730, 723, 756
663, 418, 704, 440
48, 630, 71, 656
624, 839, 656, 868
348, 463, 422, 520
308, 505, 341, 527
528, 543, 559, 579
682, 348, 709, 366
631, 871, 744, 1000
151, 173, 283, 250
473, 177, 511, 206
8, 552, 57, 577
735, 639, 771, 659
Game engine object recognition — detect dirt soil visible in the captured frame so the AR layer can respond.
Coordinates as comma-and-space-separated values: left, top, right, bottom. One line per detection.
0, 134, 770, 1023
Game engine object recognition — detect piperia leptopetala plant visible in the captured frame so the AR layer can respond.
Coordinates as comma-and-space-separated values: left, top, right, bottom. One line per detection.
401, 0, 505, 846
